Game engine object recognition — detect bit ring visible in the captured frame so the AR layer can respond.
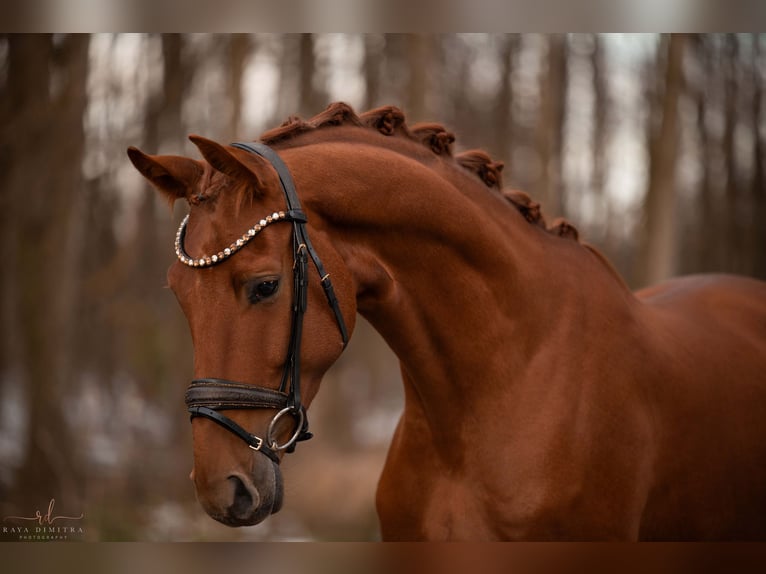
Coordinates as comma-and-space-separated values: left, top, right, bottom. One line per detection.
267, 407, 305, 451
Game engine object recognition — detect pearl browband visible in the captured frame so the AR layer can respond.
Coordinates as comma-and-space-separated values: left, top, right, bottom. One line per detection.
174, 210, 288, 268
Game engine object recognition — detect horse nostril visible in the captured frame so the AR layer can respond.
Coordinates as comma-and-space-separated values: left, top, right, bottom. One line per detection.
228, 474, 260, 520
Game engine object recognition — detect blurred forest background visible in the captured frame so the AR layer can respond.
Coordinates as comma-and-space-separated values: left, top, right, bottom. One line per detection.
0, 33, 764, 541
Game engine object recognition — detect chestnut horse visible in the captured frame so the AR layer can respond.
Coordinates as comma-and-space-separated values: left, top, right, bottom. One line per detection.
128, 103, 766, 540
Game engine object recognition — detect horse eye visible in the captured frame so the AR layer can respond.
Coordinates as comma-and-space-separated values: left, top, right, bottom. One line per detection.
249, 279, 279, 303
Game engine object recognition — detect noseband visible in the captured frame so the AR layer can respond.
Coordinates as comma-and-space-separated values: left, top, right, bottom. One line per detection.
179, 142, 349, 465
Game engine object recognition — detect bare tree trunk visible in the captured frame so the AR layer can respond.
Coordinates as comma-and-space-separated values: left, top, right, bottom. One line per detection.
635, 34, 686, 287
227, 34, 251, 139
692, 35, 718, 274
363, 34, 384, 110
589, 33, 616, 249
135, 33, 190, 436
535, 34, 568, 217
751, 35, 766, 279
406, 34, 431, 122
3, 33, 90, 513
493, 34, 519, 166
722, 35, 744, 273
299, 34, 326, 116
158, 34, 185, 148
0, 33, 30, 380
448, 35, 472, 134
590, 35, 608, 200
136, 34, 185, 297
4, 35, 59, 511
275, 34, 327, 119
48, 33, 91, 406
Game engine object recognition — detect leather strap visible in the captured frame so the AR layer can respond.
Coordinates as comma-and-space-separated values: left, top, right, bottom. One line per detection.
185, 379, 289, 410
231, 141, 349, 347
189, 406, 281, 464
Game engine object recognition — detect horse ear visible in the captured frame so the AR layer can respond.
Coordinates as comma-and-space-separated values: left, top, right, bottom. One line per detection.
127, 147, 202, 205
188, 135, 267, 193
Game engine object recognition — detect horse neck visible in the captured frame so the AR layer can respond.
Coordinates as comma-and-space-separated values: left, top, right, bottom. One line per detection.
285, 139, 635, 439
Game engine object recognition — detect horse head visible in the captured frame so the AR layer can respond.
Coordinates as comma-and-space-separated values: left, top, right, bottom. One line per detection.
128, 136, 354, 526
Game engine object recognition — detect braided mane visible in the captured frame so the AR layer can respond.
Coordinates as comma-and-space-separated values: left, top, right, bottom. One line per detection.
260, 102, 578, 241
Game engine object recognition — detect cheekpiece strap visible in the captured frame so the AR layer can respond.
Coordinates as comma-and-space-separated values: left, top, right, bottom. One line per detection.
231, 142, 349, 347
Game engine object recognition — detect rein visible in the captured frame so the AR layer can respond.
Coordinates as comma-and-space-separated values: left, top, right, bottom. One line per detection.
179, 142, 348, 465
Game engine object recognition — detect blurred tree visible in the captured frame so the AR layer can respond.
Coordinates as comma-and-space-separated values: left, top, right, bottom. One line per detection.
590, 34, 608, 203
128, 32, 194, 493
682, 34, 766, 281
363, 35, 384, 110
750, 35, 766, 279
589, 33, 615, 248
535, 34, 568, 217
722, 35, 744, 274
635, 34, 686, 287
227, 34, 251, 139
406, 34, 433, 122
275, 34, 327, 120
1, 33, 90, 512
299, 34, 325, 116
492, 34, 520, 166
688, 35, 718, 275
129, 33, 188, 401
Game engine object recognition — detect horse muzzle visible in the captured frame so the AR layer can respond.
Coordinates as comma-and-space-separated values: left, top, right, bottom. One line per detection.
193, 458, 284, 527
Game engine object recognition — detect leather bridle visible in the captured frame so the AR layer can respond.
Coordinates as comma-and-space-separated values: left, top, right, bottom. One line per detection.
179, 142, 349, 464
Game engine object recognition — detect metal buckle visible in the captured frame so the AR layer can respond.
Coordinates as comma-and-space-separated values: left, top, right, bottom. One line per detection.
248, 436, 264, 451
267, 407, 305, 451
